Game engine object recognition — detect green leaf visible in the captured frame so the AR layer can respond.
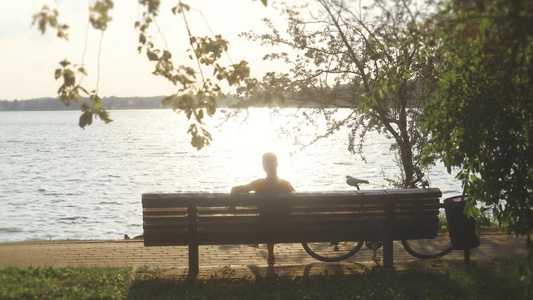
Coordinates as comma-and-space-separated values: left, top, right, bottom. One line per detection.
59, 59, 70, 67
204, 96, 217, 116
80, 103, 90, 111
98, 110, 113, 124
196, 109, 204, 123
62, 69, 75, 86
147, 50, 158, 61
93, 101, 102, 110
161, 95, 174, 106
79, 111, 93, 128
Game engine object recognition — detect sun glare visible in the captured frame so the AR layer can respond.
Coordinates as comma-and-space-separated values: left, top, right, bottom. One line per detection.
210, 109, 296, 184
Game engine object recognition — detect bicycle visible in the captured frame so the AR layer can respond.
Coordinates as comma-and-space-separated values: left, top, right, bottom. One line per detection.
301, 172, 454, 262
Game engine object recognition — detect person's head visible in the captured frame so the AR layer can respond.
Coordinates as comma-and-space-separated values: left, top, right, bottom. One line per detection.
262, 152, 278, 177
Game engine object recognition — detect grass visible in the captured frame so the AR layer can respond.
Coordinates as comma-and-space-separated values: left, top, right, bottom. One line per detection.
438, 211, 507, 232
1, 256, 532, 299
0, 265, 131, 299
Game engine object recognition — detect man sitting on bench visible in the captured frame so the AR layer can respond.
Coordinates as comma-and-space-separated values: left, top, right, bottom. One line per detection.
231, 152, 295, 265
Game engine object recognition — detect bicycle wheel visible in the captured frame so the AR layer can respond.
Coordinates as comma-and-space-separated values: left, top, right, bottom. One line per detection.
302, 241, 364, 262
401, 229, 453, 259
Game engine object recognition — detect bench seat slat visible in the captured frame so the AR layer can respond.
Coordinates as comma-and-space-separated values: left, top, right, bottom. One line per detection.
143, 210, 188, 217
195, 206, 391, 215
143, 215, 189, 222
143, 208, 440, 218
143, 220, 189, 227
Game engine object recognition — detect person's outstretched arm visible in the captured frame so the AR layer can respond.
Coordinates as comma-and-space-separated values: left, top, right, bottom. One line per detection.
231, 183, 254, 194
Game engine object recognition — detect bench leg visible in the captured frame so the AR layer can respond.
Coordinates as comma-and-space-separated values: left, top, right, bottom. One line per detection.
189, 243, 199, 277
383, 238, 393, 268
187, 204, 199, 279
464, 248, 471, 265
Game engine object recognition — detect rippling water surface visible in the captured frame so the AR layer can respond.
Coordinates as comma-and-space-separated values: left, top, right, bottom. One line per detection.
0, 109, 462, 242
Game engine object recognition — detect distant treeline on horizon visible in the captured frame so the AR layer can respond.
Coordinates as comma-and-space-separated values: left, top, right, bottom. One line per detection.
0, 95, 369, 111
0, 96, 314, 111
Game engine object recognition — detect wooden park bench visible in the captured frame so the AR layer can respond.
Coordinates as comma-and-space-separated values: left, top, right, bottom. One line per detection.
142, 188, 442, 276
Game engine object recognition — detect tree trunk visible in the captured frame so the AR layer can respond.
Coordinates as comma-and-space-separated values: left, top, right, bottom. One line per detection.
399, 140, 414, 188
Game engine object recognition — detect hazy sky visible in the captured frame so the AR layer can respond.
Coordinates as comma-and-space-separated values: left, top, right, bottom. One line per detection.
0, 0, 288, 101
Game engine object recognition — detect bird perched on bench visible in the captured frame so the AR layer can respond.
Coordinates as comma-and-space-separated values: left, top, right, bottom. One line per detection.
346, 175, 369, 189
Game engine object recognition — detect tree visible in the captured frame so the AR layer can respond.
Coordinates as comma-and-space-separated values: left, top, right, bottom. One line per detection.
423, 0, 533, 239
32, 0, 267, 149
235, 0, 442, 187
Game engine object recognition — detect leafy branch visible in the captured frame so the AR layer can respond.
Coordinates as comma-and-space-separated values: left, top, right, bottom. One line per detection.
32, 5, 69, 41
33, 1, 114, 128
32, 0, 267, 149
135, 0, 252, 149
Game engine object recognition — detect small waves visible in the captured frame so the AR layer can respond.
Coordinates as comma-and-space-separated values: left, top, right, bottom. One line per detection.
98, 201, 122, 205
333, 162, 351, 166
0, 227, 23, 233
57, 216, 88, 224
57, 217, 87, 221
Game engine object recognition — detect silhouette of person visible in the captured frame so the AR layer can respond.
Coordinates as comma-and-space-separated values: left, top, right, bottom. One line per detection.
231, 152, 295, 265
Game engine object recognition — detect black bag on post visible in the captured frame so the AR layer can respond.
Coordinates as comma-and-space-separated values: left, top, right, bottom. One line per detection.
444, 195, 481, 250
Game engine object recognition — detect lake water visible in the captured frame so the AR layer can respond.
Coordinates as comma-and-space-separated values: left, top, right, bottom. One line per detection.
0, 109, 462, 242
